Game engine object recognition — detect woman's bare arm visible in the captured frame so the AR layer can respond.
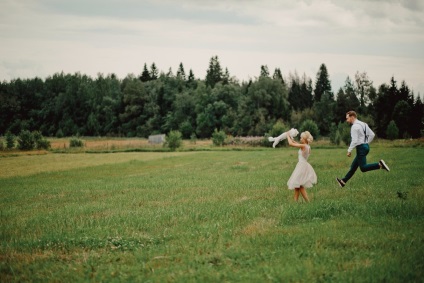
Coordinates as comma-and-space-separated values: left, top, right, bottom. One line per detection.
287, 132, 306, 150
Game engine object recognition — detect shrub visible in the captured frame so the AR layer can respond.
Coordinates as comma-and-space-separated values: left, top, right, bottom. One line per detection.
290, 108, 315, 129
0, 139, 4, 150
17, 130, 36, 150
338, 122, 351, 145
165, 130, 182, 151
223, 136, 267, 147
334, 131, 342, 146
16, 131, 50, 150
329, 122, 350, 145
5, 131, 15, 149
212, 129, 226, 146
299, 119, 320, 139
33, 131, 42, 143
70, 137, 84, 148
190, 133, 197, 144
270, 120, 289, 138
37, 139, 51, 150
179, 121, 193, 139
329, 123, 339, 145
56, 129, 64, 138
386, 120, 399, 140
32, 131, 50, 150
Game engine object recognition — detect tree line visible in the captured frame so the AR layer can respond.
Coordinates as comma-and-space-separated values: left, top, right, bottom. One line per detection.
0, 56, 422, 140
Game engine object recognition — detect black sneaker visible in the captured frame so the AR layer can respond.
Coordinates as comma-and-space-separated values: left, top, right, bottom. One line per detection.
379, 160, 390, 172
336, 178, 345, 188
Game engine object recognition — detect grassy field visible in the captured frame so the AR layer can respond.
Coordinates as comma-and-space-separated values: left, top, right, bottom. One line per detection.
1, 144, 423, 282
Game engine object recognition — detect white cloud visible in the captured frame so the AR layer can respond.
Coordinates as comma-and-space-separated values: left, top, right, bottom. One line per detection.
0, 0, 423, 96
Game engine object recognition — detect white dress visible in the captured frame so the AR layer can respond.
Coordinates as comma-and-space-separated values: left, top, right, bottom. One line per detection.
287, 145, 317, 190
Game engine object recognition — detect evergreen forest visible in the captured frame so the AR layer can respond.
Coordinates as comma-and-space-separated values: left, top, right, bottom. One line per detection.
1, 56, 422, 140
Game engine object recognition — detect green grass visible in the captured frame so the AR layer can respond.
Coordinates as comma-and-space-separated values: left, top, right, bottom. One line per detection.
1, 146, 423, 282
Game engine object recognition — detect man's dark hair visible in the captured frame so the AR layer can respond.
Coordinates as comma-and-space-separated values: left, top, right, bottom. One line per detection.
346, 111, 357, 118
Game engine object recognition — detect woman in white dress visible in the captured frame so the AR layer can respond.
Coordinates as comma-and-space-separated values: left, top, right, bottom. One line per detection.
286, 131, 317, 202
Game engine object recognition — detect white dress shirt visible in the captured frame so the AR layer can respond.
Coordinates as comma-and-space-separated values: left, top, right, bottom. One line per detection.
348, 119, 375, 153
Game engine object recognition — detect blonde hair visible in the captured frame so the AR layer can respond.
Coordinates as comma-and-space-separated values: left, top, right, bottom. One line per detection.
300, 131, 313, 144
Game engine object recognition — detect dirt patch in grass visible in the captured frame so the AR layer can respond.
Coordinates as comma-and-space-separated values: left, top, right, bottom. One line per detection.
240, 217, 277, 236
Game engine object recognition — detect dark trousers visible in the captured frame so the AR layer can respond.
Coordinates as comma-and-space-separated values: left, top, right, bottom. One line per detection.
342, 144, 380, 183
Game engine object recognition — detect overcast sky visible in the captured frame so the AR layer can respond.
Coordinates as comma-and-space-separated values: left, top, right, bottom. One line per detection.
1, 0, 423, 96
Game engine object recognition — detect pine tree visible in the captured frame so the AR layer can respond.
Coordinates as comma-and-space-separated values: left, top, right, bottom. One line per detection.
186, 69, 197, 89
176, 63, 186, 80
139, 63, 151, 82
288, 72, 301, 111
300, 74, 313, 109
410, 96, 423, 138
205, 56, 222, 88
150, 63, 159, 80
273, 68, 283, 81
260, 65, 269, 78
335, 88, 348, 122
314, 63, 332, 102
166, 67, 174, 77
188, 69, 195, 82
222, 68, 230, 85
393, 100, 411, 138
345, 76, 360, 111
